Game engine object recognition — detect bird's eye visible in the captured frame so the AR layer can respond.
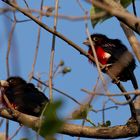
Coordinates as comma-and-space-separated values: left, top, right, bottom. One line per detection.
9, 80, 12, 83
8, 79, 14, 83
93, 37, 98, 41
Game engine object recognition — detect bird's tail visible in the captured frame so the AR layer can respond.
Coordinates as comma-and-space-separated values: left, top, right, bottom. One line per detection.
130, 72, 138, 90
126, 72, 138, 103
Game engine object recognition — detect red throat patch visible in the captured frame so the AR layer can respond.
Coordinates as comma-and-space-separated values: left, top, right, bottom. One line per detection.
88, 47, 109, 65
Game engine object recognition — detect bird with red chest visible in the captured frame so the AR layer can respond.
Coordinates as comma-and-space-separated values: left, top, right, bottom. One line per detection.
0, 76, 49, 117
83, 33, 138, 90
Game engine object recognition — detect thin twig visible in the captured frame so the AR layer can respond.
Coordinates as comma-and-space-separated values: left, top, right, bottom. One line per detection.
82, 88, 138, 105
29, 0, 43, 81
77, 119, 86, 140
5, 11, 17, 140
132, 0, 137, 17
81, 88, 140, 97
9, 125, 22, 140
48, 0, 59, 101
76, 0, 87, 13
6, 20, 16, 77
3, 93, 16, 140
102, 100, 109, 125
76, 3, 90, 140
32, 76, 82, 106
23, 0, 30, 9
0, 7, 106, 21
0, 119, 4, 127
97, 105, 118, 112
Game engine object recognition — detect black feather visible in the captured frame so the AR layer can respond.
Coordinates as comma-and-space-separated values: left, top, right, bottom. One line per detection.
4, 76, 49, 116
84, 33, 138, 89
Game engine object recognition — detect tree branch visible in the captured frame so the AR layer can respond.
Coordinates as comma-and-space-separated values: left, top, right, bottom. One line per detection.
0, 108, 139, 139
86, 0, 140, 35
60, 120, 138, 139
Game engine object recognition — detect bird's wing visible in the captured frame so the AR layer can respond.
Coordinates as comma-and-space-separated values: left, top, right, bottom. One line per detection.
102, 39, 128, 61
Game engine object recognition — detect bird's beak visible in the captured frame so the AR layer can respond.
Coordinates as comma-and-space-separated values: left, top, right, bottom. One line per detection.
0, 80, 9, 87
83, 39, 90, 46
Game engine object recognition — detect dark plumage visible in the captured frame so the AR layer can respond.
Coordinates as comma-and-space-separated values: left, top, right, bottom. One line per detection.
2, 77, 49, 117
83, 33, 138, 89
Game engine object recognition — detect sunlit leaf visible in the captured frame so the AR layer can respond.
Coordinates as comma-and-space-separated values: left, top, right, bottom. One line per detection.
72, 104, 92, 119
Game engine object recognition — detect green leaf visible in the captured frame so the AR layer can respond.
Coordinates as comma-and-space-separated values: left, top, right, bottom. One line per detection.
39, 100, 64, 137
90, 0, 132, 28
90, 6, 111, 28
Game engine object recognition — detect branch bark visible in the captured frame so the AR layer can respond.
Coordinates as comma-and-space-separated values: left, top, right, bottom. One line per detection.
0, 108, 139, 139
61, 121, 138, 139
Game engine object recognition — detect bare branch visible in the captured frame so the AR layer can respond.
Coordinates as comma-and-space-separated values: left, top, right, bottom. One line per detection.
121, 23, 140, 62
0, 108, 139, 139
49, 0, 59, 101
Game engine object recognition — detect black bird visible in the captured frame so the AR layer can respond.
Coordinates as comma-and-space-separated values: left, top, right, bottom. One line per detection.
83, 33, 138, 89
1, 76, 49, 117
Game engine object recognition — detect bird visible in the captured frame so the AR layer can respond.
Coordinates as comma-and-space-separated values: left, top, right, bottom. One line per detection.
0, 76, 49, 117
83, 33, 138, 90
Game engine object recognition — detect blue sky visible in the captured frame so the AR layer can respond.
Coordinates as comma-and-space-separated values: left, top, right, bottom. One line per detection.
0, 0, 140, 140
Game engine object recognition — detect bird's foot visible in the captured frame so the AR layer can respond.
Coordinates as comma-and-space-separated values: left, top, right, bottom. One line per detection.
1, 107, 14, 115
112, 77, 120, 85
101, 64, 112, 72
2, 105, 19, 118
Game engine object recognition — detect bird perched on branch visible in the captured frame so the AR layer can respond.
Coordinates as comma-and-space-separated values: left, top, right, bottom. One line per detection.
83, 33, 138, 90
0, 76, 49, 117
